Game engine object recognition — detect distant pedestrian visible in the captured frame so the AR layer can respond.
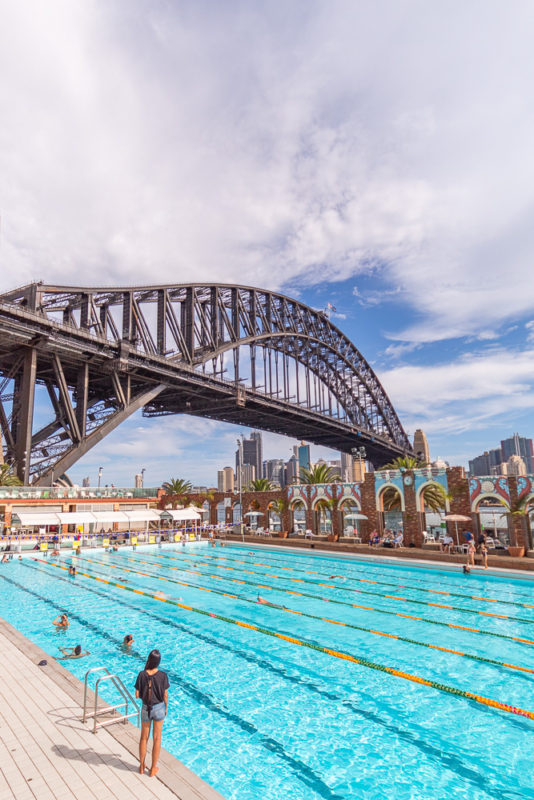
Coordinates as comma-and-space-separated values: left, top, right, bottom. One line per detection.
466, 540, 476, 568
135, 649, 169, 778
479, 541, 488, 569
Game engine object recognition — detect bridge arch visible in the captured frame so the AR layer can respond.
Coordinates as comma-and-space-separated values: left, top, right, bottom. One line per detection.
0, 281, 412, 484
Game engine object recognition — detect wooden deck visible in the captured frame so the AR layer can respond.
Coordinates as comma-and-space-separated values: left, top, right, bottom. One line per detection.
0, 618, 225, 800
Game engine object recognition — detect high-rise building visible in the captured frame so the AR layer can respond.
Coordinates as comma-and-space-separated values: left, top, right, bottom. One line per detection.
285, 455, 299, 485
469, 448, 502, 477
413, 429, 430, 463
501, 434, 533, 474
340, 452, 353, 482
134, 473, 143, 488
237, 463, 255, 490
296, 442, 310, 475
217, 467, 234, 493
236, 431, 263, 480
506, 455, 527, 476
263, 458, 285, 487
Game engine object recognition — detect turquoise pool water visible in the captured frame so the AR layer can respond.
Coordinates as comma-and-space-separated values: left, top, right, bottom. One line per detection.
1, 543, 533, 800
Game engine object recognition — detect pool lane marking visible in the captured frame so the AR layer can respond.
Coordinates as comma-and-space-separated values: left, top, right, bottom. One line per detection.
138, 550, 534, 612
198, 548, 534, 607
105, 552, 534, 647
73, 555, 534, 678
124, 550, 534, 626
35, 558, 534, 723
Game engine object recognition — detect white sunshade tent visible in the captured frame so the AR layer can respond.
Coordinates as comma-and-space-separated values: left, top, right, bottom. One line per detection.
56, 512, 99, 525
163, 508, 202, 521
91, 511, 130, 525
123, 509, 161, 522
12, 512, 61, 526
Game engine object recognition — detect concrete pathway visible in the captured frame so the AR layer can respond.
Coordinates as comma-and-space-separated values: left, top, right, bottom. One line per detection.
0, 620, 225, 800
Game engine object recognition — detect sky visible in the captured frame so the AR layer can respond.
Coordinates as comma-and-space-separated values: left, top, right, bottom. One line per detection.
1, 0, 534, 486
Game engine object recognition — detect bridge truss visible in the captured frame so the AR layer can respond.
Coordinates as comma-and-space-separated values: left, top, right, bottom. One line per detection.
0, 282, 412, 484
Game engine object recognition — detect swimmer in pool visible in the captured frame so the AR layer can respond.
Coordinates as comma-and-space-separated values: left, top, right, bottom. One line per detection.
257, 595, 287, 609
59, 644, 90, 659
52, 614, 69, 628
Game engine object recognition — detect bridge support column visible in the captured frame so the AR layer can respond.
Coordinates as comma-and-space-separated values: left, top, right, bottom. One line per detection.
360, 473, 377, 543
14, 348, 37, 484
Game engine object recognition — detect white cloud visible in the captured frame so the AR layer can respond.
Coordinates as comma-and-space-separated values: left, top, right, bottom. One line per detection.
381, 347, 534, 437
0, 0, 532, 350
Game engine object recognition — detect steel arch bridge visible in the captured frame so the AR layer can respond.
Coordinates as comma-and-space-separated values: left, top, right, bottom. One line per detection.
0, 281, 412, 484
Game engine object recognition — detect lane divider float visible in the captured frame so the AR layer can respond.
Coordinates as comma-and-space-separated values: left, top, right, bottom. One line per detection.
36, 558, 534, 723
73, 554, 534, 678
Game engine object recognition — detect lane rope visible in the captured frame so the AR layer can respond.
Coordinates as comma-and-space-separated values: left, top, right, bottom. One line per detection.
110, 551, 534, 648
125, 548, 534, 626
172, 546, 534, 610
36, 558, 534, 723
74, 553, 534, 678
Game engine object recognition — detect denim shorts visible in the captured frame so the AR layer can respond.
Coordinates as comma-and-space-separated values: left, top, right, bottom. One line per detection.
141, 702, 166, 723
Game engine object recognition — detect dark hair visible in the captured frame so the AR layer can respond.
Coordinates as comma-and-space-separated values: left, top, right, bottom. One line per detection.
124, 634, 132, 644
74, 644, 82, 655
145, 649, 161, 670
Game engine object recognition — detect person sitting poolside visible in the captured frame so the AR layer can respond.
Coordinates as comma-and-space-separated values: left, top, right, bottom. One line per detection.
369, 531, 380, 547
58, 644, 89, 659
52, 614, 69, 628
393, 531, 404, 548
441, 534, 454, 553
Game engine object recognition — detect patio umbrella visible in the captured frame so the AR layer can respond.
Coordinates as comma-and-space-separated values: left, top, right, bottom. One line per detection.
244, 511, 264, 517
344, 513, 368, 520
442, 514, 471, 546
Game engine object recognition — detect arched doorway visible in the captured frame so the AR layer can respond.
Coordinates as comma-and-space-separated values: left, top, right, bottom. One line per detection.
417, 482, 447, 541
377, 484, 403, 534
267, 502, 281, 533
290, 500, 306, 534
312, 498, 333, 535
216, 501, 226, 525
475, 497, 508, 547
339, 498, 363, 538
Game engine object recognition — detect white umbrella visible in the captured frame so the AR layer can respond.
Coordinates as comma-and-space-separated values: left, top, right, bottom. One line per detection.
442, 514, 471, 546
344, 513, 368, 520
244, 511, 264, 517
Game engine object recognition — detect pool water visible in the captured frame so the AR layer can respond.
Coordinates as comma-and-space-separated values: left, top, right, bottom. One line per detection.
1, 543, 533, 800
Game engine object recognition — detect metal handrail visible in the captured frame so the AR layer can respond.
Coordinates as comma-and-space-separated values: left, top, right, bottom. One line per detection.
83, 666, 140, 733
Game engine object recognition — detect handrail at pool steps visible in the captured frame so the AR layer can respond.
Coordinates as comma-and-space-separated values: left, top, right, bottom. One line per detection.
82, 666, 140, 733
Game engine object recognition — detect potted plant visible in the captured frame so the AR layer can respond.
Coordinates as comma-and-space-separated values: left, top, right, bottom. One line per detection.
498, 497, 529, 557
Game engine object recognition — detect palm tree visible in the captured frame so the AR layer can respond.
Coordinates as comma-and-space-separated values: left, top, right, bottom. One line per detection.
0, 464, 22, 486
381, 455, 426, 470
160, 477, 193, 509
498, 496, 533, 550
299, 464, 341, 484
421, 483, 447, 513
162, 478, 193, 495
248, 478, 275, 491
381, 486, 402, 511
314, 497, 336, 535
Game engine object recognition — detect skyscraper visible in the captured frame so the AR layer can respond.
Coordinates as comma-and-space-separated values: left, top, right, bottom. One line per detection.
236, 431, 263, 480
217, 467, 235, 492
413, 429, 430, 463
296, 442, 310, 474
501, 434, 533, 474
340, 452, 353, 482
263, 458, 285, 487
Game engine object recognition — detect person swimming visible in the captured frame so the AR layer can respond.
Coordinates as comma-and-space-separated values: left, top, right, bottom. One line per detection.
58, 644, 89, 659
52, 613, 69, 628
257, 595, 287, 609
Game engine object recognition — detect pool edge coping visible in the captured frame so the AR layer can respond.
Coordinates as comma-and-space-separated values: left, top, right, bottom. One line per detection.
0, 615, 226, 800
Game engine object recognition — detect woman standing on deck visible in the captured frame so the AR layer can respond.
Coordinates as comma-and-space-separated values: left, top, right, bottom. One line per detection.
135, 649, 169, 777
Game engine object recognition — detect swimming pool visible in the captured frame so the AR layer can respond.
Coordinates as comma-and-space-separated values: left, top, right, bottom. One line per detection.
1, 543, 533, 800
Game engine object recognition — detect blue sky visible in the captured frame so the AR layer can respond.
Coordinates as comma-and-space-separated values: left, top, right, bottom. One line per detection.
1, 1, 534, 486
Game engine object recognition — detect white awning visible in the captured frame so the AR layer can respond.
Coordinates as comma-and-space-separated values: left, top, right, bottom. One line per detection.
123, 509, 161, 522
56, 512, 98, 525
11, 512, 60, 526
92, 511, 130, 524
163, 508, 201, 521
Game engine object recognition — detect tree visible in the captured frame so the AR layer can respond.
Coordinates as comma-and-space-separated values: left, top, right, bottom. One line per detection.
299, 464, 341, 484
381, 486, 402, 511
498, 496, 533, 550
160, 478, 193, 509
247, 478, 275, 491
0, 464, 22, 486
421, 483, 447, 513
314, 497, 336, 535
381, 455, 426, 470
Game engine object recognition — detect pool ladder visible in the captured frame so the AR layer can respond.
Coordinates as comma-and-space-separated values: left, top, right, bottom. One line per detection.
82, 666, 140, 733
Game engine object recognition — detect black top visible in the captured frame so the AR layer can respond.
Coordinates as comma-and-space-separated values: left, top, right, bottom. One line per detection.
135, 669, 169, 708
